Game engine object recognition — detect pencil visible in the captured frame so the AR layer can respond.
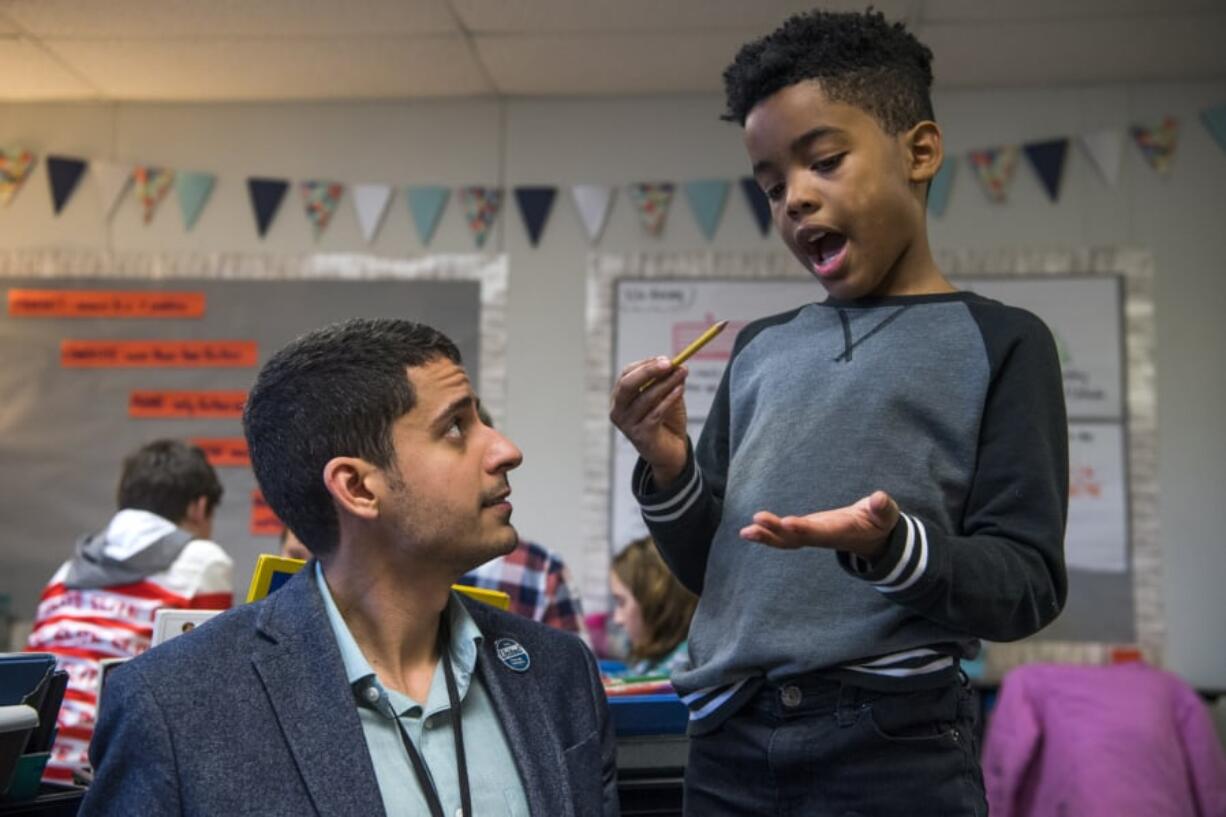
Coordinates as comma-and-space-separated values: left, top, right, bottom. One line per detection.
638, 319, 728, 392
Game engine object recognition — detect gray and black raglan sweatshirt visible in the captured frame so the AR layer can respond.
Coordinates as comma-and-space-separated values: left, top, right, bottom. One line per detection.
631, 291, 1069, 734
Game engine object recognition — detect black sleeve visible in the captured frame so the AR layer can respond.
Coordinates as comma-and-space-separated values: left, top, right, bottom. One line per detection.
82, 662, 182, 816
838, 303, 1069, 641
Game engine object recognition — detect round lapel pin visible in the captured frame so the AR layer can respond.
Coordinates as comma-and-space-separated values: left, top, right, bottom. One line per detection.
494, 638, 531, 672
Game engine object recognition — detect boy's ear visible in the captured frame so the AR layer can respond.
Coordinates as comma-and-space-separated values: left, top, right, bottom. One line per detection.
903, 120, 943, 186
322, 456, 382, 521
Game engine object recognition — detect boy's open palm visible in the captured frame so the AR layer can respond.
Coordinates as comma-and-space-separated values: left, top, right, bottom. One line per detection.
741, 490, 900, 561
609, 357, 689, 488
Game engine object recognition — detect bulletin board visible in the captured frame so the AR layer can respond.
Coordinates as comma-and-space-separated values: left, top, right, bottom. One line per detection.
0, 249, 507, 620
584, 248, 1161, 674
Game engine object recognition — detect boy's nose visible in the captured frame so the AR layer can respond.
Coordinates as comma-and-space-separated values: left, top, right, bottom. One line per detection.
785, 178, 821, 219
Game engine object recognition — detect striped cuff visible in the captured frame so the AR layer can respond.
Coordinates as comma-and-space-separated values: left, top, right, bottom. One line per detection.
838, 513, 930, 595
632, 446, 704, 525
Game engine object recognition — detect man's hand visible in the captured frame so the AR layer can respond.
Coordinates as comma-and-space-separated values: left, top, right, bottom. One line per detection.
609, 357, 689, 489
740, 490, 900, 561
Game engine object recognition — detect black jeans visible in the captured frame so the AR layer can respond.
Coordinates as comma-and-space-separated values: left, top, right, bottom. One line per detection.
683, 674, 987, 817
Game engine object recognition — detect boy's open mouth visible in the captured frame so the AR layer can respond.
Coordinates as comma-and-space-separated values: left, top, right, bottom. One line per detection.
805, 231, 848, 276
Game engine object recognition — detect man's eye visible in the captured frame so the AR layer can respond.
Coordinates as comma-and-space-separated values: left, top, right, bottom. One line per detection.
764, 184, 784, 202
812, 154, 844, 173
445, 418, 463, 438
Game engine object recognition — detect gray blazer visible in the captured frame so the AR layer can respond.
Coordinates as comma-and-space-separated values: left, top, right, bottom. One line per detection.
81, 567, 619, 816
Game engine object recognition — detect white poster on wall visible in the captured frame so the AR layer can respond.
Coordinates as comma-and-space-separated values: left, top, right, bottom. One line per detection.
1066, 421, 1129, 572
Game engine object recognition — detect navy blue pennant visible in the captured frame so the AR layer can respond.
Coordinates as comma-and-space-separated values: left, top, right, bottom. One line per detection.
1023, 139, 1069, 202
739, 177, 771, 236
47, 155, 87, 215
513, 186, 557, 247
247, 177, 289, 238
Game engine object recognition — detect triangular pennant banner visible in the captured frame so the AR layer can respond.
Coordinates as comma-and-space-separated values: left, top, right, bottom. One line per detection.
513, 186, 557, 247
627, 182, 675, 236
570, 184, 614, 243
352, 183, 392, 243
176, 171, 215, 231
47, 155, 87, 215
1130, 117, 1179, 175
0, 148, 36, 207
739, 177, 771, 236
1202, 104, 1226, 155
1079, 129, 1125, 187
300, 180, 344, 239
684, 179, 730, 241
967, 146, 1019, 203
247, 177, 289, 238
459, 186, 502, 248
134, 166, 175, 224
93, 160, 132, 219
407, 186, 449, 245
1023, 138, 1069, 202
927, 159, 956, 217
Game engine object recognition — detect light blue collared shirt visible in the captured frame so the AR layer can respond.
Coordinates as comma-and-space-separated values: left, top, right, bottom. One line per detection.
316, 563, 529, 817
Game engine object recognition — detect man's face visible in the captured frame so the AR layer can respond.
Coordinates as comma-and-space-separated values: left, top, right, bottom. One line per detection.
744, 80, 927, 300
379, 358, 523, 574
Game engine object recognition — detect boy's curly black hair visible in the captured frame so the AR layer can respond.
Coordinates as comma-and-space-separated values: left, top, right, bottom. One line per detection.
722, 8, 934, 134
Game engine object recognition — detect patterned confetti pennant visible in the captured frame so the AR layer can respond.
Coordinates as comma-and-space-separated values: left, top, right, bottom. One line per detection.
460, 186, 502, 248
0, 147, 36, 207
133, 166, 174, 224
967, 146, 1019, 203
627, 182, 675, 236
301, 180, 344, 239
1130, 117, 1179, 175
684, 179, 729, 240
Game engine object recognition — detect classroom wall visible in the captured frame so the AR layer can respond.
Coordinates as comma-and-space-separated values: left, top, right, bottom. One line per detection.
2, 79, 1224, 690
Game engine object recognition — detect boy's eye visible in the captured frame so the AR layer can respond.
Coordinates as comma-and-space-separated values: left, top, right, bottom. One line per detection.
812, 154, 845, 173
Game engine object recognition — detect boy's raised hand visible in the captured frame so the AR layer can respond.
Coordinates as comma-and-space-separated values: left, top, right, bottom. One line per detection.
609, 356, 690, 489
740, 490, 900, 561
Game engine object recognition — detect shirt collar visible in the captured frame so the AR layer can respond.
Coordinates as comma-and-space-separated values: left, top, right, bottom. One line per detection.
315, 561, 483, 715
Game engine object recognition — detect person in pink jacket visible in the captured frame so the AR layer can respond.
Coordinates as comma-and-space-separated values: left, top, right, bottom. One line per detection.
983, 661, 1226, 817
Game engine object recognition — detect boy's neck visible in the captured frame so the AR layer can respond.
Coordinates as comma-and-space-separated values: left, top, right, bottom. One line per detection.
870, 230, 954, 298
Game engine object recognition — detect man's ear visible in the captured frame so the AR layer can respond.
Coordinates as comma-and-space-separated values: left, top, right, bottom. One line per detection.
904, 120, 943, 187
183, 495, 210, 527
322, 457, 381, 521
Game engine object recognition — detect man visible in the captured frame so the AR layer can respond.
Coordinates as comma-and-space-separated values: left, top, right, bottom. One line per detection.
83, 319, 617, 817
26, 439, 232, 784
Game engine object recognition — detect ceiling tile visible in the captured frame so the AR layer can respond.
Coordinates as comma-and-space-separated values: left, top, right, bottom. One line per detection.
0, 0, 460, 38
922, 15, 1226, 88
0, 37, 98, 98
454, 0, 914, 33
42, 36, 493, 100
476, 31, 754, 95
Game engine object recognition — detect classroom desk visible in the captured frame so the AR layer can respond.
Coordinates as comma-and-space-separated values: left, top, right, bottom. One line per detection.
617, 734, 687, 817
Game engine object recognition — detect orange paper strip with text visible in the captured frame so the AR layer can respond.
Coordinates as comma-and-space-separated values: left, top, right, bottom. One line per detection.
129, 390, 247, 419
190, 437, 251, 467
61, 340, 257, 368
251, 490, 284, 537
8, 289, 206, 318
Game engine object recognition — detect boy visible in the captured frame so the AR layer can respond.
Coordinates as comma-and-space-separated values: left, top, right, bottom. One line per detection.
610, 9, 1068, 816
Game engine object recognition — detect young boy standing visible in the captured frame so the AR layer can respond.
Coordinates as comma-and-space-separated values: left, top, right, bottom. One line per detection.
610, 9, 1068, 816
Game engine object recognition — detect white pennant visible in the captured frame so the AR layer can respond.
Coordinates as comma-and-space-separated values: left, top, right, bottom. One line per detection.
351, 183, 393, 243
94, 160, 133, 219
571, 184, 615, 244
1079, 128, 1124, 187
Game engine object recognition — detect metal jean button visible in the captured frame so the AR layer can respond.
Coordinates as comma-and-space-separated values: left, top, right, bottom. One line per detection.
780, 684, 803, 708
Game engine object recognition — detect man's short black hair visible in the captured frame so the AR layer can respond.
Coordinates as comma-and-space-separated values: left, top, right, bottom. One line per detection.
722, 8, 934, 133
117, 440, 223, 522
243, 318, 461, 559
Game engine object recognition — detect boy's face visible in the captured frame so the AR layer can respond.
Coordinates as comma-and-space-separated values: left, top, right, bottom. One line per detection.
744, 80, 938, 300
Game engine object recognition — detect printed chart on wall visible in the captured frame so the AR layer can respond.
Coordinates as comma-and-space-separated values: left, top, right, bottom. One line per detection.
611, 274, 1133, 642
0, 278, 481, 619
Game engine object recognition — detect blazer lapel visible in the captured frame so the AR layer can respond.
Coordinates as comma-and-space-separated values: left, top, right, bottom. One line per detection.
250, 568, 386, 817
472, 612, 574, 817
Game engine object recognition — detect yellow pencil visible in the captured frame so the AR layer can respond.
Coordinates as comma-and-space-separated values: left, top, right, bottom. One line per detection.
639, 319, 728, 392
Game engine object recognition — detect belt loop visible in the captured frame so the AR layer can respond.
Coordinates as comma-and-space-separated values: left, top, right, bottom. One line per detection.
834, 683, 858, 727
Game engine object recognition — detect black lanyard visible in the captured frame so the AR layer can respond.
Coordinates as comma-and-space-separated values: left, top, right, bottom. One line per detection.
353, 618, 471, 817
